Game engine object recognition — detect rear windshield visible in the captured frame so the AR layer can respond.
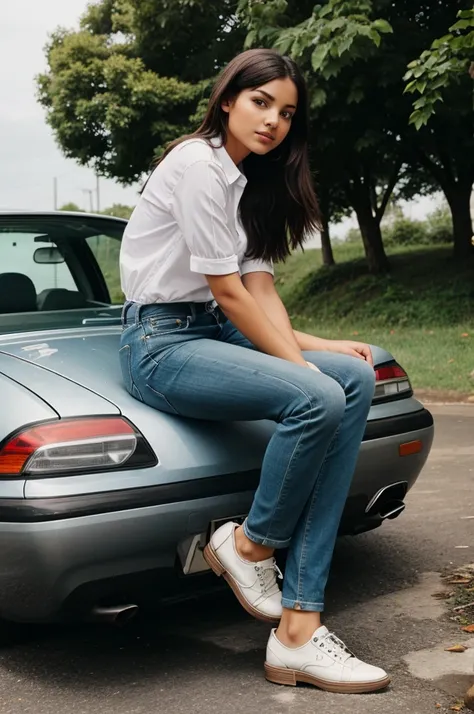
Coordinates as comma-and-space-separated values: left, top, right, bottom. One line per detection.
0, 214, 126, 334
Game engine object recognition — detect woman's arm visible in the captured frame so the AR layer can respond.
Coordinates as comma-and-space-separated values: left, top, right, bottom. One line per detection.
207, 273, 308, 366
241, 272, 303, 352
242, 272, 373, 364
295, 330, 374, 365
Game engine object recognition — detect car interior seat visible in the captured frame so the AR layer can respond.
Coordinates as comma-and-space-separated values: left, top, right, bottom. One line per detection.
37, 288, 89, 311
0, 272, 38, 313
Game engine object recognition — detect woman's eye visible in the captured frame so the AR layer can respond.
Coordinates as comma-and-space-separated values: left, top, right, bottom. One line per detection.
282, 111, 294, 120
253, 98, 266, 107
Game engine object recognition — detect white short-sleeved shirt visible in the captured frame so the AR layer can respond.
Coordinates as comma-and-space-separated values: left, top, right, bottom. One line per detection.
119, 137, 274, 303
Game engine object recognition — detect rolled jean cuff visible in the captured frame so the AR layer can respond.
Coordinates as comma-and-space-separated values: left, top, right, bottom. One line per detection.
281, 597, 325, 612
242, 519, 292, 549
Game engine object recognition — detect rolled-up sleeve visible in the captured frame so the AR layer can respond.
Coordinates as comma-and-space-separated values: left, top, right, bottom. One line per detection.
171, 160, 240, 275
240, 257, 274, 276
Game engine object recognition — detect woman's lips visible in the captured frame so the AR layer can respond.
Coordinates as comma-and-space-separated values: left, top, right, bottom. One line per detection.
255, 132, 275, 144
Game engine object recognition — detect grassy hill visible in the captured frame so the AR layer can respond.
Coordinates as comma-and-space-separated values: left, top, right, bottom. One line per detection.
275, 243, 474, 396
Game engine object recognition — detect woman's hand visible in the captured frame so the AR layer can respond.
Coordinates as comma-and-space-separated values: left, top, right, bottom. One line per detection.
306, 361, 321, 373
325, 340, 374, 367
292, 330, 374, 367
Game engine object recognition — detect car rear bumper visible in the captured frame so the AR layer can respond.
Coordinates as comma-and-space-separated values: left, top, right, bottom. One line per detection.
0, 409, 434, 622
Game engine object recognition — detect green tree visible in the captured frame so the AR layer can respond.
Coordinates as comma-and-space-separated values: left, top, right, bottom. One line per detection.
404, 8, 474, 127
240, 0, 473, 267
59, 201, 133, 219
59, 202, 84, 212
238, 0, 399, 272
101, 203, 134, 220
39, 0, 470, 272
403, 7, 474, 259
36, 0, 245, 183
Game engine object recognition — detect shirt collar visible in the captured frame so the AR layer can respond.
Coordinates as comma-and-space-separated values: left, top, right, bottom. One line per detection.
209, 136, 247, 187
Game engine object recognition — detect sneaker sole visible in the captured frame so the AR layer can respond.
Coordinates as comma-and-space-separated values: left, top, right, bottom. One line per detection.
203, 543, 281, 624
264, 663, 391, 693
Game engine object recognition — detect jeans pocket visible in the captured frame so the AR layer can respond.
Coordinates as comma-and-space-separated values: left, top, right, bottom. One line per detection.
145, 384, 180, 416
146, 315, 190, 336
119, 344, 143, 401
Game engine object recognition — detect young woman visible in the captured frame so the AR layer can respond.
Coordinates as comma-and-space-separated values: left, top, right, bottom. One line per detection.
119, 48, 390, 694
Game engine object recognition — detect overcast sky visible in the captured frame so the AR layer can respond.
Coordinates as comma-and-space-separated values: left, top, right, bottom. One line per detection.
0, 0, 140, 212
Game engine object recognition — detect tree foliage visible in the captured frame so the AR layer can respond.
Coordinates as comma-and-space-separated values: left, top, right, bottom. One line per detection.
59, 202, 84, 212
239, 0, 393, 78
37, 0, 244, 183
404, 7, 474, 128
238, 0, 473, 267
401, 5, 474, 259
39, 0, 473, 271
238, 0, 415, 272
101, 203, 134, 219
60, 200, 134, 218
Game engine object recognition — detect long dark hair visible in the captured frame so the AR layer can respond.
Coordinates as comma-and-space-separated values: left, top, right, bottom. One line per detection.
150, 48, 322, 263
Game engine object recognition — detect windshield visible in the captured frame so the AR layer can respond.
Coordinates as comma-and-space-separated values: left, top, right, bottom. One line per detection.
0, 214, 126, 335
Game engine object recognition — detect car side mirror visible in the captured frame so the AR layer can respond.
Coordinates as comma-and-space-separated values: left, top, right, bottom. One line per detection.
33, 246, 65, 264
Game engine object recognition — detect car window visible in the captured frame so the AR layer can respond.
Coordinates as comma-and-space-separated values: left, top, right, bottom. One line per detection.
86, 233, 123, 303
2, 231, 77, 294
0, 214, 127, 334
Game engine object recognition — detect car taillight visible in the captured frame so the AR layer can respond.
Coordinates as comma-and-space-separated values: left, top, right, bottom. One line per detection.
374, 362, 412, 400
0, 417, 157, 476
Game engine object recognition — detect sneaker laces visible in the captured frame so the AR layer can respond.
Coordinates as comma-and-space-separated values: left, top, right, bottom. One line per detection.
254, 559, 282, 596
317, 631, 354, 663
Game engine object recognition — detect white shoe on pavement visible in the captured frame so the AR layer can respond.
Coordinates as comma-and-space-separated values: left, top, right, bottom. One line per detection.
203, 521, 283, 623
265, 625, 390, 694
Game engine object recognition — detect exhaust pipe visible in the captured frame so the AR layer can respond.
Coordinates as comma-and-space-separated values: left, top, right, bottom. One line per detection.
89, 604, 139, 626
365, 481, 408, 522
378, 500, 406, 520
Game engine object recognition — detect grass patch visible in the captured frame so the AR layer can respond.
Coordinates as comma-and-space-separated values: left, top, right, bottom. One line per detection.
275, 243, 474, 395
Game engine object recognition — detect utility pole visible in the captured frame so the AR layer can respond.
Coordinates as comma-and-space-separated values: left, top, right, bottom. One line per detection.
96, 174, 101, 213
81, 188, 94, 212
53, 177, 58, 210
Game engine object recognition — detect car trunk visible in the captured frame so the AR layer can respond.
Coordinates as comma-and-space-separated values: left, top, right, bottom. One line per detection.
0, 327, 424, 497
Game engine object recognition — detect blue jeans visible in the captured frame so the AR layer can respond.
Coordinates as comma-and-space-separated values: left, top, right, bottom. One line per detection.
120, 300, 375, 612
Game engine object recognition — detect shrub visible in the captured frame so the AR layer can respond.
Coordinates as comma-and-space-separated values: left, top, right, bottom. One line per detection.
343, 206, 454, 247
425, 206, 453, 244
383, 217, 428, 246
345, 227, 362, 243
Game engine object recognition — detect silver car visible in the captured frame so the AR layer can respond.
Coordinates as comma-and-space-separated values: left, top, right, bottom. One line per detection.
0, 211, 434, 628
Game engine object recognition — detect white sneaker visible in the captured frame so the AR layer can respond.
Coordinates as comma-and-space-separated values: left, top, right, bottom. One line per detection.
203, 521, 283, 623
265, 625, 390, 694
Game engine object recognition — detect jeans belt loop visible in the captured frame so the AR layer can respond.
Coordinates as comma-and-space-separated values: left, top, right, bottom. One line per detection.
134, 303, 143, 325
121, 301, 135, 325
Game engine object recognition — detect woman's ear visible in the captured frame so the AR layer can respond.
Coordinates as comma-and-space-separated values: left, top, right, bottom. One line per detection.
221, 94, 234, 114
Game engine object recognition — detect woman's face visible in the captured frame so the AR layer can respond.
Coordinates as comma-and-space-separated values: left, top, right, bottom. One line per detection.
221, 77, 298, 164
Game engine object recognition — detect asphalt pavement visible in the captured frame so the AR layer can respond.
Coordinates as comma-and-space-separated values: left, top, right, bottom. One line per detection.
0, 404, 473, 714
